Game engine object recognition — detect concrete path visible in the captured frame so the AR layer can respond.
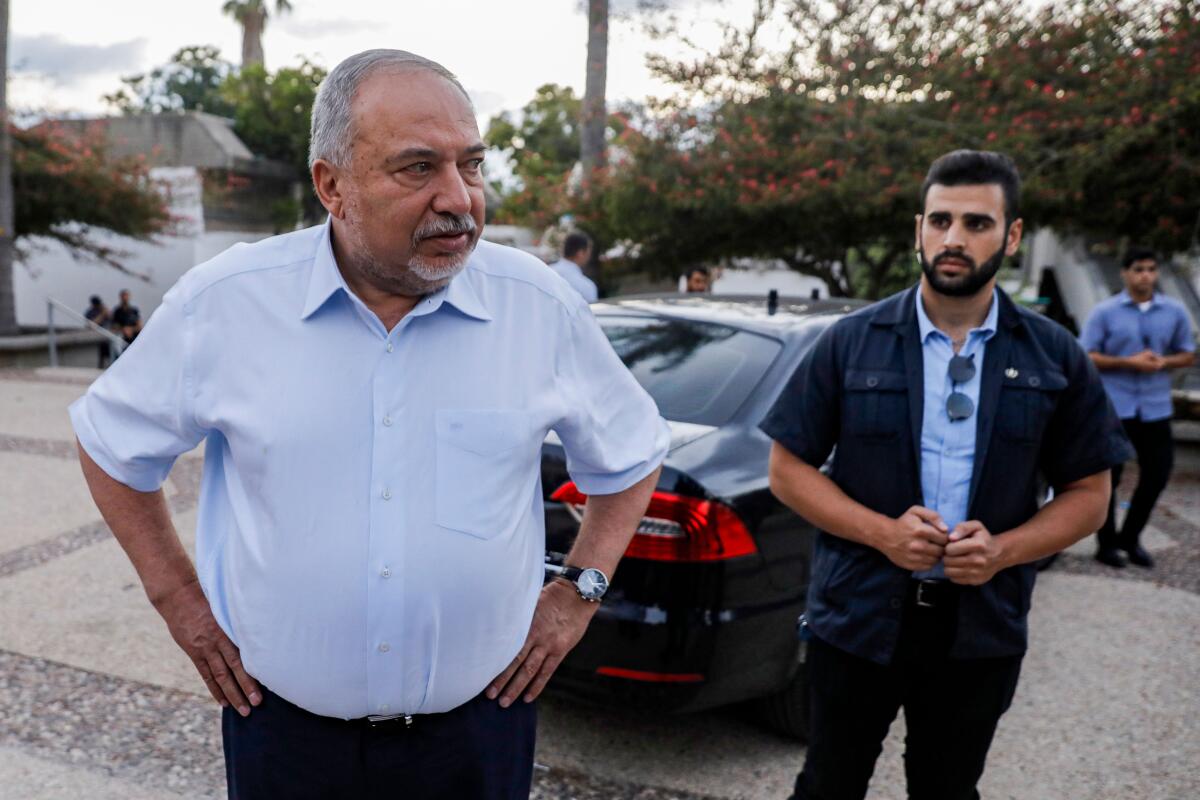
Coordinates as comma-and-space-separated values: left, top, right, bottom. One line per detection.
1, 367, 1197, 799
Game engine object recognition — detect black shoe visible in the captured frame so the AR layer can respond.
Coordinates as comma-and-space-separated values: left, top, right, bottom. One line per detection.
1095, 548, 1128, 568
1123, 545, 1155, 568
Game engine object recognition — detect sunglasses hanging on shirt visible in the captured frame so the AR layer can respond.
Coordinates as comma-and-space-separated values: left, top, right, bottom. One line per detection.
946, 353, 976, 422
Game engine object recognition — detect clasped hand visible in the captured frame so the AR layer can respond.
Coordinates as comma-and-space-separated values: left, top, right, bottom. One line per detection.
882, 506, 1004, 585
1127, 349, 1165, 373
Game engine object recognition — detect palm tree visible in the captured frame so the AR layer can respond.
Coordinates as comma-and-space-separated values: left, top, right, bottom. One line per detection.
222, 0, 292, 69
0, 0, 16, 335
580, 0, 608, 177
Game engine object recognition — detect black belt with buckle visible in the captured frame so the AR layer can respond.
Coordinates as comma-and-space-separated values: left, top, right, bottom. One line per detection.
909, 579, 956, 610
365, 712, 415, 729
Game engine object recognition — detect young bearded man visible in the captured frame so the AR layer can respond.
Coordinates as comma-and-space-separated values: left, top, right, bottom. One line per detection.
761, 150, 1131, 800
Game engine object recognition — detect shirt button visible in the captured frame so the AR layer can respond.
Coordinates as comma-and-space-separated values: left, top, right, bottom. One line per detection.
381, 567, 391, 578
380, 704, 390, 713
386, 342, 394, 353
382, 488, 392, 500
382, 415, 392, 427
890, 597, 902, 610
378, 643, 390, 653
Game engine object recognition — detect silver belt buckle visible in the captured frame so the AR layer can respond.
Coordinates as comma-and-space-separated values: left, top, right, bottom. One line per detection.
366, 712, 413, 728
915, 581, 937, 608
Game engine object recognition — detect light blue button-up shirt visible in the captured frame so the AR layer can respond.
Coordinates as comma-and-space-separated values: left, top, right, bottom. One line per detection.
1079, 290, 1195, 421
70, 222, 669, 719
548, 258, 599, 303
915, 289, 999, 579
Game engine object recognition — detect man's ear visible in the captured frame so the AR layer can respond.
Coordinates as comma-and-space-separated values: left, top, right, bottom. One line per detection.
913, 214, 923, 252
312, 159, 346, 219
1005, 217, 1024, 256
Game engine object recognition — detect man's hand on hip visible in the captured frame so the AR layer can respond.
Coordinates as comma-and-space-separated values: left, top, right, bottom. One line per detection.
486, 579, 597, 707
877, 506, 949, 571
943, 521, 1007, 585
156, 578, 261, 716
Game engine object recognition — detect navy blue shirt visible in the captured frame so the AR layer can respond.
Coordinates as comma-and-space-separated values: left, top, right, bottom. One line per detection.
761, 286, 1131, 664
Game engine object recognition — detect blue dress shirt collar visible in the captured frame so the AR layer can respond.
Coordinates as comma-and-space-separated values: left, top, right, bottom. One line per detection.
914, 286, 1000, 344
301, 218, 492, 323
1116, 289, 1160, 309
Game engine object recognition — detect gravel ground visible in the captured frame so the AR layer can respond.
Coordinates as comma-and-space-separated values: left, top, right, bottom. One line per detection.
1052, 455, 1200, 595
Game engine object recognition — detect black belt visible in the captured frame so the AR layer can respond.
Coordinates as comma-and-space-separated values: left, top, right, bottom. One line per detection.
907, 579, 957, 610
365, 712, 415, 729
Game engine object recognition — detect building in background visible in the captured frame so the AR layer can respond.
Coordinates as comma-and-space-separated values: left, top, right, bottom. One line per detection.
15, 112, 298, 328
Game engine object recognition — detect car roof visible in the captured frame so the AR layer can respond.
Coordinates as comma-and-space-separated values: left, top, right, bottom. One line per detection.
593, 293, 869, 337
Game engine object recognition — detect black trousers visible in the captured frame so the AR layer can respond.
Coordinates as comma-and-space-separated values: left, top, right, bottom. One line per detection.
1097, 417, 1174, 551
223, 686, 537, 800
791, 587, 1023, 800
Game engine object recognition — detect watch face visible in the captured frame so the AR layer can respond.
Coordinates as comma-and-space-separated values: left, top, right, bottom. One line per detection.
577, 568, 609, 601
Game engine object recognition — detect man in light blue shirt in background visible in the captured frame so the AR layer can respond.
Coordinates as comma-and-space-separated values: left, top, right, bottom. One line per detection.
548, 231, 599, 303
1081, 247, 1195, 568
71, 49, 668, 800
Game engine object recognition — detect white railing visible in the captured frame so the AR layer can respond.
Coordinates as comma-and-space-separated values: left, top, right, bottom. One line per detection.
46, 298, 127, 368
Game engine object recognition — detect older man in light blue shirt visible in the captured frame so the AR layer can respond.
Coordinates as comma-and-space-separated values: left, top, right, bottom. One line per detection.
72, 49, 667, 800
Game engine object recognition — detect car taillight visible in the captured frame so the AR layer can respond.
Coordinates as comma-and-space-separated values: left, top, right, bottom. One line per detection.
595, 666, 705, 683
550, 481, 757, 562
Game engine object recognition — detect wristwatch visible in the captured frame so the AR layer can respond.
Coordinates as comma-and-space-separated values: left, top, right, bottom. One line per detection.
545, 563, 610, 602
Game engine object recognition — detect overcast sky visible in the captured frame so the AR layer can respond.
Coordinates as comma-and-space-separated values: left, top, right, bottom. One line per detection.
10, 0, 751, 126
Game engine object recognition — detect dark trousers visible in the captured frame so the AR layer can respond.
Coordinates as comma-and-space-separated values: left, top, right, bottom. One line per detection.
223, 686, 537, 800
791, 587, 1023, 800
1097, 417, 1174, 552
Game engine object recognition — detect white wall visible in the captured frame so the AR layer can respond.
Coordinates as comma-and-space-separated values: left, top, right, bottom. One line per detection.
15, 167, 272, 328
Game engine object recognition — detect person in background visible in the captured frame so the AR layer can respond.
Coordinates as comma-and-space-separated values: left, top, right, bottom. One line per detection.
110, 289, 143, 344
685, 266, 710, 293
1080, 247, 1196, 568
761, 149, 1130, 800
548, 231, 599, 303
84, 295, 112, 368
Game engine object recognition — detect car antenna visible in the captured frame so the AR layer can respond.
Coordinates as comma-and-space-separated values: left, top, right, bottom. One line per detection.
767, 289, 779, 316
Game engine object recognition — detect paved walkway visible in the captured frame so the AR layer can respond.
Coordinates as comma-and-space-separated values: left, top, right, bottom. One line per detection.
1, 367, 1198, 799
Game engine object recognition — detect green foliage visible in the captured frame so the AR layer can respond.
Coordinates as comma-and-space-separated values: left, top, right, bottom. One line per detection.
12, 123, 171, 273
219, 58, 326, 181
103, 45, 236, 117
487, 84, 583, 182
484, 84, 630, 229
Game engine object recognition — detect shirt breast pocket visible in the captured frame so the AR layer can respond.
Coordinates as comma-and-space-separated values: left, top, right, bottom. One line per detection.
843, 370, 908, 440
994, 369, 1067, 443
435, 409, 537, 539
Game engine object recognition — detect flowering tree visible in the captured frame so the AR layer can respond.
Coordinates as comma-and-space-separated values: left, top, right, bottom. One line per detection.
571, 0, 1200, 297
12, 122, 171, 274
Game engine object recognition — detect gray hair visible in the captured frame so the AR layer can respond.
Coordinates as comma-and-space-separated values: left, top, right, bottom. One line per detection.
307, 49, 472, 171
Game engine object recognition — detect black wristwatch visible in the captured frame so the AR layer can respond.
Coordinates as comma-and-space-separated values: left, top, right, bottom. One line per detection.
545, 563, 610, 602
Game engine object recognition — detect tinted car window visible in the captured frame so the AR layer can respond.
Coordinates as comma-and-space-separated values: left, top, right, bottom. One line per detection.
599, 315, 782, 425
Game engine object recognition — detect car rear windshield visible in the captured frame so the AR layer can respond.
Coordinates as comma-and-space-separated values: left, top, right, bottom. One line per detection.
598, 315, 782, 425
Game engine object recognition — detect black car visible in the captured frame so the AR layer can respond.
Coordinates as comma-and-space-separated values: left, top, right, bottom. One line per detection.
541, 293, 864, 739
